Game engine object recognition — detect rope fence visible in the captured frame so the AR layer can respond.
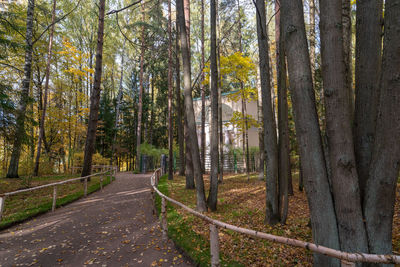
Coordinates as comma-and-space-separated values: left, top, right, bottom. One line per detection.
150, 168, 400, 267
0, 165, 117, 222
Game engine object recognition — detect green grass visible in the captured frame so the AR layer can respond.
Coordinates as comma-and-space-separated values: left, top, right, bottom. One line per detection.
155, 174, 243, 267
0, 175, 114, 230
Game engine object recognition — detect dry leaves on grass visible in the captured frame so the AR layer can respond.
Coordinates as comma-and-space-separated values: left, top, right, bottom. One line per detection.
168, 173, 400, 266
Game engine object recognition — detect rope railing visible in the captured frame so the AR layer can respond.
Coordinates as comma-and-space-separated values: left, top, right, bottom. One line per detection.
150, 168, 400, 267
0, 166, 117, 222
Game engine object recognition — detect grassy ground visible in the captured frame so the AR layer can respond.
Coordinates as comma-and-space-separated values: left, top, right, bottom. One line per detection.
157, 172, 400, 267
0, 173, 114, 230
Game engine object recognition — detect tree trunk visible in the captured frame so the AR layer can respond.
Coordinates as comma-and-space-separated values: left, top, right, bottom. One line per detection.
135, 2, 146, 171
207, 0, 219, 211
7, 0, 35, 178
217, 0, 223, 184
280, 0, 340, 265
364, 0, 400, 259
275, 0, 290, 224
258, 97, 264, 181
177, 0, 207, 212
33, 0, 57, 176
255, 0, 280, 225
175, 16, 185, 176
354, 0, 383, 202
112, 41, 126, 166
319, 0, 369, 255
168, 0, 173, 180
200, 0, 206, 174
81, 0, 105, 177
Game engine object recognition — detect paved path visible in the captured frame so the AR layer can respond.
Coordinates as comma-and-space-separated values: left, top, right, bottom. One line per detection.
0, 172, 193, 267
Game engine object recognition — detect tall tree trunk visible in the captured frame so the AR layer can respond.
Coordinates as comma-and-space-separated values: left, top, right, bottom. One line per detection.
183, 0, 194, 183
149, 76, 154, 145
364, 0, 400, 259
33, 0, 57, 176
275, 0, 290, 224
200, 0, 206, 174
216, 0, 223, 183
257, 92, 264, 181
254, 0, 279, 225
237, 0, 249, 180
175, 17, 185, 176
168, 0, 174, 180
112, 41, 126, 166
280, 0, 340, 265
81, 0, 105, 177
354, 0, 383, 202
136, 2, 146, 171
7, 0, 35, 178
319, 0, 369, 255
207, 0, 219, 211
177, 0, 207, 212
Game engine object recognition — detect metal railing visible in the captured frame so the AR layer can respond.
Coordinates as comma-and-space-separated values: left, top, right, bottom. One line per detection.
150, 168, 400, 267
0, 166, 117, 222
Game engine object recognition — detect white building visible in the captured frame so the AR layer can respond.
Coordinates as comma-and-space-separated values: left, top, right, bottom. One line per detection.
193, 90, 260, 155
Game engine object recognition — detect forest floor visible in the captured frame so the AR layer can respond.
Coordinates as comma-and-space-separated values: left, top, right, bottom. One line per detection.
0, 172, 193, 267
163, 172, 400, 266
0, 173, 112, 230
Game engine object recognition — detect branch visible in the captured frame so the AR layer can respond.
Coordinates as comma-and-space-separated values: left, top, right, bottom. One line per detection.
32, 0, 83, 45
106, 0, 142, 15
0, 62, 23, 73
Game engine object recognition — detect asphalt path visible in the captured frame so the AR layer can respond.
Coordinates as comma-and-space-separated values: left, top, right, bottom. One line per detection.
0, 172, 193, 267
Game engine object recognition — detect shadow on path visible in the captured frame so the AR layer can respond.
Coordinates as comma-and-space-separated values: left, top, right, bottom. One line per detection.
0, 172, 193, 267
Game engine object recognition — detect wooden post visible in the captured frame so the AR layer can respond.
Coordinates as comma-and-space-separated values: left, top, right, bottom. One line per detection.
100, 177, 103, 190
0, 196, 6, 221
151, 188, 156, 215
210, 224, 220, 267
52, 186, 57, 212
84, 178, 88, 197
161, 197, 168, 240
341, 260, 355, 267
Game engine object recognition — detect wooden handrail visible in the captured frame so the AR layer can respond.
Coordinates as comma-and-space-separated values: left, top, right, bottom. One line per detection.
0, 166, 117, 222
150, 168, 400, 266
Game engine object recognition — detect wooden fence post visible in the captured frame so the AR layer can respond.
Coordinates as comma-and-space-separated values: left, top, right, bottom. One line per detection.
210, 224, 220, 267
84, 178, 88, 197
52, 186, 57, 212
161, 197, 168, 240
341, 260, 355, 267
100, 177, 103, 190
0, 196, 6, 221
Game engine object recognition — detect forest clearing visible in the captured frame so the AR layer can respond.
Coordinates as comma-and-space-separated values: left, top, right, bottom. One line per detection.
1, 0, 400, 266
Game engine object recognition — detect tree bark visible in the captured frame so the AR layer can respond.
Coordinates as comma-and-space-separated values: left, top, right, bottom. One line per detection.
275, 0, 290, 224
319, 0, 369, 256
7, 0, 35, 178
33, 0, 57, 176
81, 0, 105, 177
207, 0, 219, 212
177, 0, 207, 211
200, 0, 206, 174
354, 0, 383, 202
280, 0, 340, 265
135, 2, 146, 171
168, 0, 174, 180
364, 0, 400, 259
255, 0, 280, 225
175, 16, 185, 177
